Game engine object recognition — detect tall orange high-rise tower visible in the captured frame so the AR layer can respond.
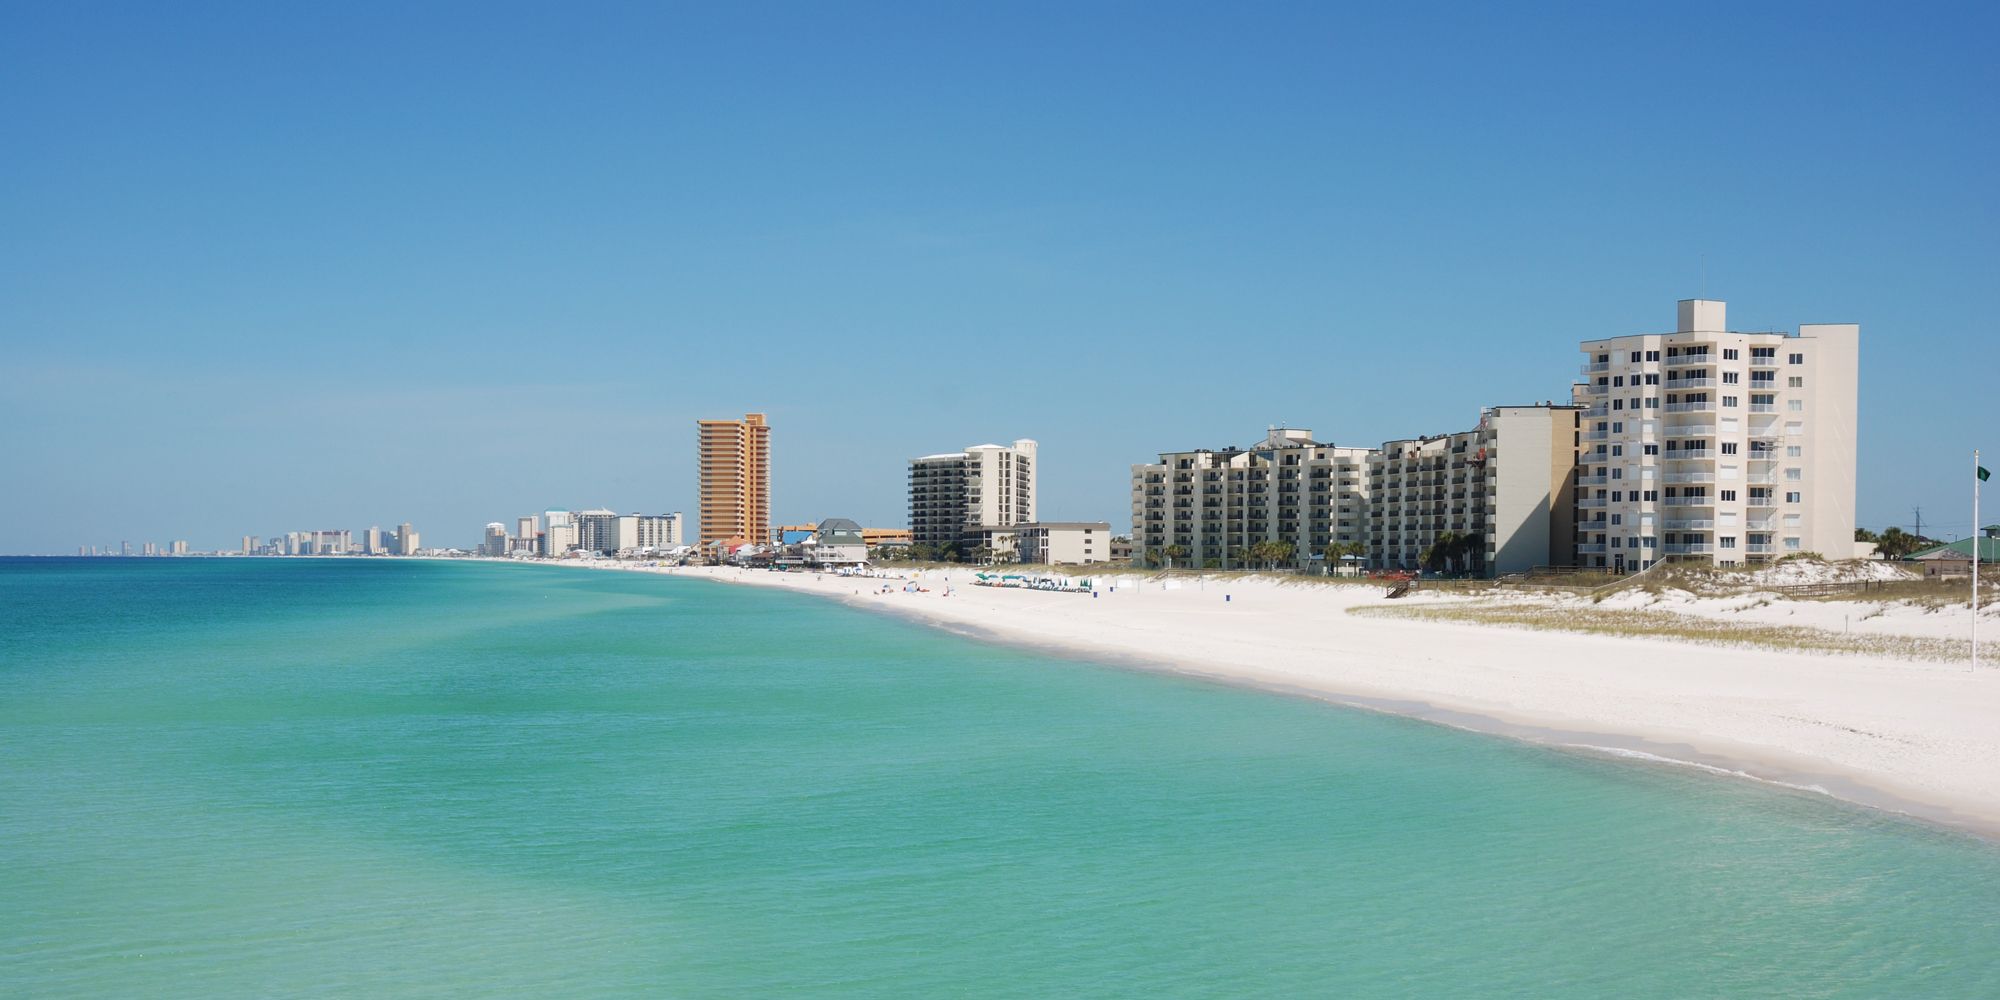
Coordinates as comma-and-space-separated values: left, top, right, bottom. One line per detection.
697, 413, 771, 545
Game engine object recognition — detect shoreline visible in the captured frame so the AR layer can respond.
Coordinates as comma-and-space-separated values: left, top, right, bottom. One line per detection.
558, 559, 2000, 840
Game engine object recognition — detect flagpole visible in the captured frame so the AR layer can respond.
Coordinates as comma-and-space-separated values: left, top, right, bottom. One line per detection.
1975, 449, 1981, 671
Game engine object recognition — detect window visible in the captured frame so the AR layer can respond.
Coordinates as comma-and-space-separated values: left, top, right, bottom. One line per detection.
1611, 445, 1623, 456
1721, 537, 1737, 549
1611, 514, 1623, 525
1611, 468, 1624, 479
1723, 371, 1740, 384
1643, 535, 1658, 548
1721, 489, 1737, 501
1611, 422, 1623, 433
1785, 468, 1802, 481
1644, 490, 1658, 502
1645, 373, 1660, 385
1647, 350, 1660, 362
1722, 442, 1738, 455
1786, 445, 1802, 457
1785, 537, 1802, 550
1785, 492, 1801, 504
1612, 399, 1624, 410
1643, 444, 1659, 455
1788, 376, 1803, 388
1612, 491, 1623, 502
1723, 348, 1739, 360
1788, 400, 1804, 412
1630, 351, 1642, 363
1789, 353, 1804, 365
1646, 397, 1660, 409
1722, 395, 1738, 407
1610, 537, 1622, 548
1614, 376, 1625, 387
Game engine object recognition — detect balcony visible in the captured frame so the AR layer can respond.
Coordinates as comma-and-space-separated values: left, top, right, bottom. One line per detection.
1664, 377, 1714, 389
1746, 496, 1777, 508
1662, 401, 1716, 413
1576, 543, 1608, 554
1746, 543, 1777, 555
1749, 403, 1778, 413
1749, 355, 1780, 368
1577, 498, 1609, 509
1580, 361, 1611, 375
1584, 430, 1611, 441
1664, 423, 1715, 436
1664, 543, 1715, 555
1665, 449, 1715, 460
1661, 496, 1714, 507
1662, 354, 1713, 369
1663, 519, 1714, 531
1576, 474, 1609, 486
1586, 384, 1610, 395
1663, 472, 1714, 484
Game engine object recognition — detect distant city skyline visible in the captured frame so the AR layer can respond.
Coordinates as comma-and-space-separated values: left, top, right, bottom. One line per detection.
4, 5, 1996, 554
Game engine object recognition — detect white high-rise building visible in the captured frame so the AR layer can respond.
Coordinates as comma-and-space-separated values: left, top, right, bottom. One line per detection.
482, 523, 510, 558
395, 523, 419, 556
1369, 405, 1581, 577
908, 439, 1037, 551
543, 510, 574, 557
1131, 428, 1372, 571
1576, 299, 1858, 569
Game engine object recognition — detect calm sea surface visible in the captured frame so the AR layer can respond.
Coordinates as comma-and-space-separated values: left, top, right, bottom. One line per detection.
3, 557, 1997, 997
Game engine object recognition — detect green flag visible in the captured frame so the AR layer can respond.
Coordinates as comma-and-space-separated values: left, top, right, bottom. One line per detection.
1982, 466, 1992, 483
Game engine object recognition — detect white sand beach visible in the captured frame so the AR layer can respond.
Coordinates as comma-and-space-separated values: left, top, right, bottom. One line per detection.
587, 561, 2000, 835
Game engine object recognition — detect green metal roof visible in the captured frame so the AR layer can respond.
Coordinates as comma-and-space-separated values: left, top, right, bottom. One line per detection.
1908, 537, 2000, 561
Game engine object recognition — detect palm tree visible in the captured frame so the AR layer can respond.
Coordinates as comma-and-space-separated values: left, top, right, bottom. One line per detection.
1164, 544, 1188, 570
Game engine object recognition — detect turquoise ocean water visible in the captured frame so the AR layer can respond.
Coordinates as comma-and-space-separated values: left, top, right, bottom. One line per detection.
3, 557, 1997, 997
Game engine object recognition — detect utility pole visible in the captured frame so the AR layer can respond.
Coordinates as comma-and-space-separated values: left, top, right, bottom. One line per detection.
1913, 507, 1924, 542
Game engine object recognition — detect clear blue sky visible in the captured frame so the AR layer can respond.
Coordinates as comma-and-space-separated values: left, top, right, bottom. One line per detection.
3, 2, 1995, 552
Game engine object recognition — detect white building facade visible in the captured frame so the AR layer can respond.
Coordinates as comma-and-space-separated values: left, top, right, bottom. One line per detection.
908, 439, 1038, 551
1577, 299, 1858, 569
1370, 405, 1579, 577
1131, 428, 1372, 570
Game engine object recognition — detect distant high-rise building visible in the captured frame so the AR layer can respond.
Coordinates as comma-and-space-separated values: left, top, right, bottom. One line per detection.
909, 439, 1038, 550
697, 412, 771, 545
171, 540, 189, 556
395, 523, 419, 556
306, 530, 350, 555
634, 512, 683, 550
142, 542, 157, 557
543, 510, 574, 557
362, 526, 384, 555
482, 522, 510, 558
515, 515, 539, 555
242, 535, 256, 555
120, 541, 131, 557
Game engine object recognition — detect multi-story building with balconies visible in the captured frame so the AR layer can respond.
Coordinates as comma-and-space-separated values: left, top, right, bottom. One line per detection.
1370, 404, 1581, 577
908, 439, 1037, 552
1575, 299, 1858, 570
1130, 427, 1372, 570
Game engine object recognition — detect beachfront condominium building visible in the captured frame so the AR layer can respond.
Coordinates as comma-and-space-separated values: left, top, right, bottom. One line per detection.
634, 512, 684, 550
908, 439, 1038, 552
698, 413, 771, 545
571, 510, 684, 556
1370, 405, 1581, 577
395, 523, 419, 556
1131, 427, 1372, 570
482, 522, 510, 557
1577, 299, 1858, 569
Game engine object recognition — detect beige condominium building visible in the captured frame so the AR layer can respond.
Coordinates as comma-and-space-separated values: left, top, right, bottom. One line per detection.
697, 413, 771, 546
1577, 299, 1858, 569
1131, 427, 1372, 570
1370, 405, 1580, 577
908, 439, 1037, 551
